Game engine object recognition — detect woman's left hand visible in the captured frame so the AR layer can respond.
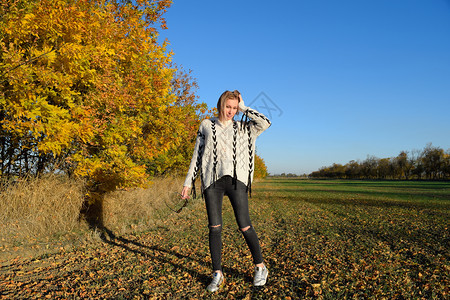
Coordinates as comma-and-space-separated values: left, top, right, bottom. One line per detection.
181, 186, 191, 199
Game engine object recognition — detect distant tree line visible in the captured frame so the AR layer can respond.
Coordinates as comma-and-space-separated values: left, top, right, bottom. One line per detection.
309, 143, 450, 180
271, 173, 306, 178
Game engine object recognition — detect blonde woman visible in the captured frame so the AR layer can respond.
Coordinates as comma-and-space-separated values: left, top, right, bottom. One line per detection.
181, 90, 271, 292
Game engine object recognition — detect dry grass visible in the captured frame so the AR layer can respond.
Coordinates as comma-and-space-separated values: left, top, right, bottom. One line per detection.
0, 175, 85, 244
0, 175, 188, 257
101, 176, 186, 234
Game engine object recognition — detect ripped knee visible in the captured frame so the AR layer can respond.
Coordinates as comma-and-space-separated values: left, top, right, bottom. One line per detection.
240, 225, 251, 232
209, 224, 222, 234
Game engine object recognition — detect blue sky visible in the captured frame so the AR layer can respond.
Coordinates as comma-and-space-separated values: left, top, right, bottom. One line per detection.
159, 0, 450, 175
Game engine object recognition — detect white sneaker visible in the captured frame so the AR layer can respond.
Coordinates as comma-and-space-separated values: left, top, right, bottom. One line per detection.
253, 265, 268, 286
206, 272, 224, 292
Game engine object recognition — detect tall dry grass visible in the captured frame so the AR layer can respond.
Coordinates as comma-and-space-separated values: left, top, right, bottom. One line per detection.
0, 175, 189, 253
0, 175, 85, 245
101, 177, 186, 234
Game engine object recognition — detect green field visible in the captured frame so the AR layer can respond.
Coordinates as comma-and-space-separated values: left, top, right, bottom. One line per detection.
1, 179, 449, 299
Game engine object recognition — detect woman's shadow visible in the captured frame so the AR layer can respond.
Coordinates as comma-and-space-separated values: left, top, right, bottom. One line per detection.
79, 194, 251, 289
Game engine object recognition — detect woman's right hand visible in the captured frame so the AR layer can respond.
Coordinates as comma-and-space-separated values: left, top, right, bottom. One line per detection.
238, 94, 247, 112
181, 186, 191, 199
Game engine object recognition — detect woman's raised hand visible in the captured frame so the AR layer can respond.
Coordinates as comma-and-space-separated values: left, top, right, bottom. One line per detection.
238, 94, 246, 112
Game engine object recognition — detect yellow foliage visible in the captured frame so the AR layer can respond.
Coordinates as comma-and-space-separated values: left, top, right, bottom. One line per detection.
254, 153, 269, 179
1, 0, 205, 192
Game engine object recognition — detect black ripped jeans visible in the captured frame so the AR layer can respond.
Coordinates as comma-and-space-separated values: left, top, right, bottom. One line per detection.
203, 175, 263, 272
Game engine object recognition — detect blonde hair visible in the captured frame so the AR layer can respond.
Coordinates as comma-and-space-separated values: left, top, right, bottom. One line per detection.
217, 90, 240, 119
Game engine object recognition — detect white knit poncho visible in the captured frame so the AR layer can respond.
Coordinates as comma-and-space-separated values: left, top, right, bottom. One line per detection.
183, 103, 271, 195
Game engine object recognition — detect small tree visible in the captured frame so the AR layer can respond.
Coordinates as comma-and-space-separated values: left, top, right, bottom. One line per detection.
254, 153, 269, 179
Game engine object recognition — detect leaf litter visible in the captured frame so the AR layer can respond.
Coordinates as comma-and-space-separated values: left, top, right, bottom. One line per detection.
1, 179, 449, 299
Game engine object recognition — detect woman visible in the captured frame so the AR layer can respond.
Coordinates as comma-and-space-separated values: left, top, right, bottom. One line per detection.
181, 90, 271, 292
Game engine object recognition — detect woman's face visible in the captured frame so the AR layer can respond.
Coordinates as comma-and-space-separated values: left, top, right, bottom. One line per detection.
222, 98, 239, 121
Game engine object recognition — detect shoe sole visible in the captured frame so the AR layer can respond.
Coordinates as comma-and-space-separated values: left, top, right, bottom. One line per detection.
254, 280, 267, 287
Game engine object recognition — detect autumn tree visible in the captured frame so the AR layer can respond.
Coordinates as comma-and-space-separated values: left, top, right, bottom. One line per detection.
330, 163, 345, 178
421, 143, 445, 179
254, 153, 269, 179
1, 0, 208, 193
443, 152, 450, 179
361, 155, 378, 179
145, 65, 210, 176
377, 158, 391, 179
393, 151, 410, 179
345, 160, 361, 179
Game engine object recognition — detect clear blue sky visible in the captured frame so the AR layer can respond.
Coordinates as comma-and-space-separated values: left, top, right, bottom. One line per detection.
159, 0, 450, 175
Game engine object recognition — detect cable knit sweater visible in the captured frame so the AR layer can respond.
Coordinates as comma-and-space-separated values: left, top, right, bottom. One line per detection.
183, 103, 271, 194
